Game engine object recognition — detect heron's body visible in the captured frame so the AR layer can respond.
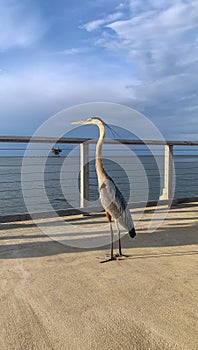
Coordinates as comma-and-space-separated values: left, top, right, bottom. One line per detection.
99, 176, 136, 238
72, 117, 136, 261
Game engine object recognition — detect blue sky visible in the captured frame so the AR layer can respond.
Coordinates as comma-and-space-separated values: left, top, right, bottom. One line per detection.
0, 0, 198, 139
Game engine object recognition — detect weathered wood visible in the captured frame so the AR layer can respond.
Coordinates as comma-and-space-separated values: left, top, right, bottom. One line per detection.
1, 136, 198, 146
80, 143, 89, 207
160, 145, 174, 201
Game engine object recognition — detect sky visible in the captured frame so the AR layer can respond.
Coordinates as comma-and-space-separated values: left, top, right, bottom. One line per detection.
0, 0, 198, 139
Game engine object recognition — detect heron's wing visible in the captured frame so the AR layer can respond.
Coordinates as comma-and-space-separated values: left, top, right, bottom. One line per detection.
99, 177, 126, 217
99, 177, 134, 232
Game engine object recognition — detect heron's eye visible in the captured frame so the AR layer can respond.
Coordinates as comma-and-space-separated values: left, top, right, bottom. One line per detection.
87, 118, 92, 121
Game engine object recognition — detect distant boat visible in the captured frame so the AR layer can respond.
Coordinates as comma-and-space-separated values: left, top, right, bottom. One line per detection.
51, 147, 62, 157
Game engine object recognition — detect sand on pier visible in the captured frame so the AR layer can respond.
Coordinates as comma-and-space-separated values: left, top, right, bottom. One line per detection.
0, 203, 197, 350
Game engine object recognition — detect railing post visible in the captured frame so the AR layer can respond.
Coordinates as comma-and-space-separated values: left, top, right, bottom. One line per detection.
80, 142, 89, 208
160, 144, 174, 202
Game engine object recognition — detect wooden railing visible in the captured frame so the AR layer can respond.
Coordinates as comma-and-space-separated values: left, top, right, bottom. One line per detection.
0, 136, 198, 222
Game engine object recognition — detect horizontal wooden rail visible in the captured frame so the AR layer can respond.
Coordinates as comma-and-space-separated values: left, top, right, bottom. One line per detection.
1, 136, 198, 146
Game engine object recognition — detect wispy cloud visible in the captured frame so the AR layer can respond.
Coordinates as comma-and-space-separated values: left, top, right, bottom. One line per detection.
107, 1, 198, 77
82, 0, 198, 139
1, 0, 198, 139
52, 48, 87, 56
0, 61, 133, 134
0, 0, 47, 50
115, 2, 129, 11
82, 12, 123, 32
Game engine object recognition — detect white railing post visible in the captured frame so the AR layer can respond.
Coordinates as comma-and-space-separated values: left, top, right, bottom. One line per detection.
80, 142, 89, 208
160, 144, 174, 202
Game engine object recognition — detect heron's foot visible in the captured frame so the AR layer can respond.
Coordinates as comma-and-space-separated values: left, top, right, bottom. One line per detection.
100, 256, 117, 264
115, 252, 130, 258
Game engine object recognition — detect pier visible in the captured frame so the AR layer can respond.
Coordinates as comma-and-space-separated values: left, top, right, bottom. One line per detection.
0, 136, 197, 349
0, 203, 197, 349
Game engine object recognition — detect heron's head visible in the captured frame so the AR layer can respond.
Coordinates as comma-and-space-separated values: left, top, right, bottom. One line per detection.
71, 116, 104, 127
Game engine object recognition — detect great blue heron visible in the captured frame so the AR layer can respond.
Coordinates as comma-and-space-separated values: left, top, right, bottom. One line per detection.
72, 117, 136, 261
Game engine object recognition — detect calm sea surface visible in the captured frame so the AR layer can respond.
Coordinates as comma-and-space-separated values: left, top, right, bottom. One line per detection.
0, 155, 198, 216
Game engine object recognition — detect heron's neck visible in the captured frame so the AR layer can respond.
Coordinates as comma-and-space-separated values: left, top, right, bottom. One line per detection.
96, 124, 107, 183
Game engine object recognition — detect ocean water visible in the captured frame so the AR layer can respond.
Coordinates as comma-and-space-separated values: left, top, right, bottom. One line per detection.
0, 155, 198, 216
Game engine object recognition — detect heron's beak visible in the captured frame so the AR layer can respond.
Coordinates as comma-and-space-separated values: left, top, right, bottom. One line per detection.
71, 121, 84, 125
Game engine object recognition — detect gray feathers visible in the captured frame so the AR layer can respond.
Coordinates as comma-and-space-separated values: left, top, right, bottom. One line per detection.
99, 176, 135, 235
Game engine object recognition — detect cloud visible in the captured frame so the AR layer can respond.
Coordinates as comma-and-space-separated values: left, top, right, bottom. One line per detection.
0, 61, 134, 134
0, 0, 47, 50
115, 2, 128, 11
1, 0, 197, 140
52, 48, 87, 56
82, 0, 198, 82
107, 1, 198, 76
58, 48, 82, 55
82, 12, 123, 32
81, 0, 198, 139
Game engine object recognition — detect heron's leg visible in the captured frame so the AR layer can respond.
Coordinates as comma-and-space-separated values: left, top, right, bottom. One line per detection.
100, 219, 116, 263
115, 221, 130, 258
109, 221, 114, 259
115, 220, 122, 256
104, 211, 115, 260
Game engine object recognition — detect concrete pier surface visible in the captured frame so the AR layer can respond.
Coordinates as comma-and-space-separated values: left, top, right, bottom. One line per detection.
0, 202, 197, 350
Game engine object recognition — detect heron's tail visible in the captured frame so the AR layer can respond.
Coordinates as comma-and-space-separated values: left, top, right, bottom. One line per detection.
129, 227, 136, 238
117, 207, 136, 238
